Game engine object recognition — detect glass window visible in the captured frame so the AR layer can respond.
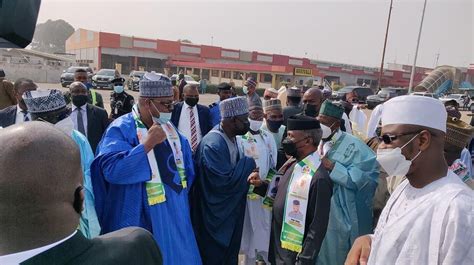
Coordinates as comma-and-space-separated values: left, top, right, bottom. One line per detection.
260, 73, 273, 83
211, 69, 220, 77
233, 71, 244, 80
222, 71, 231, 79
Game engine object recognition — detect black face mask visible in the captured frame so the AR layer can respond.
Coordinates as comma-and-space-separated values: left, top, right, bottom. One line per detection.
281, 137, 308, 158
72, 95, 88, 107
303, 103, 319, 117
235, 118, 250, 135
267, 120, 283, 132
185, 97, 199, 107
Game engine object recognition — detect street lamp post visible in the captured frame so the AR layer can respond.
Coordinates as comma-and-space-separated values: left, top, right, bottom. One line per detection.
377, 0, 394, 91
408, 0, 428, 93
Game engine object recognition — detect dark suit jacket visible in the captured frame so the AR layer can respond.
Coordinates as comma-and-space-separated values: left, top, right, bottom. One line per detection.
0, 105, 17, 128
21, 227, 162, 265
85, 103, 109, 154
171, 102, 211, 137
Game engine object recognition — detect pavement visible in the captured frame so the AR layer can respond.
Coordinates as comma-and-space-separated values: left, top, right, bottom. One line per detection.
38, 83, 472, 132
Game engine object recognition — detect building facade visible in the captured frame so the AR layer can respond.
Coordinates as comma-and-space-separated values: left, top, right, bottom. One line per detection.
66, 28, 434, 89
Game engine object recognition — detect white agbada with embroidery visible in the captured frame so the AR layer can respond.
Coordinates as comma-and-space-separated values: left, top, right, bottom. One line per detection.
237, 130, 277, 264
368, 171, 473, 265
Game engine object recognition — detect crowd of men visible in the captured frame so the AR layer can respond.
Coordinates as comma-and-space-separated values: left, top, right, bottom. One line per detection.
0, 67, 472, 265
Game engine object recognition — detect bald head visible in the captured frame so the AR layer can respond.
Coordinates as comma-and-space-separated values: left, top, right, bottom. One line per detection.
70, 81, 88, 95
302, 88, 324, 117
0, 122, 82, 254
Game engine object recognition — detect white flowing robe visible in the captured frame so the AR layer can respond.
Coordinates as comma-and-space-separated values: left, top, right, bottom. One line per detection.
237, 131, 278, 264
368, 171, 473, 265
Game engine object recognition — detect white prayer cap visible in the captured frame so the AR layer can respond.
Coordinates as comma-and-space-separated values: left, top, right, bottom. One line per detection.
381, 95, 447, 132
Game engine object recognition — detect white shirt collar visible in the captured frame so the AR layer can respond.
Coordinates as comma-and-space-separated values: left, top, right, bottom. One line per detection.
0, 231, 77, 264
71, 103, 86, 111
183, 101, 195, 109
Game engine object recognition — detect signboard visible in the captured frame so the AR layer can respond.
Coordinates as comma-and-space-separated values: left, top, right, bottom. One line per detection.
294, 68, 313, 77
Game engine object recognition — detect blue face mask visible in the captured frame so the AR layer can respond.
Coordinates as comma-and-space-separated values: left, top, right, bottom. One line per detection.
114, 85, 124, 93
243, 86, 249, 95
150, 101, 171, 124
157, 112, 171, 124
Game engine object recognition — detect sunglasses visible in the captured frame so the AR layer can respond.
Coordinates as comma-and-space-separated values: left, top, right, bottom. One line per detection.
378, 131, 420, 144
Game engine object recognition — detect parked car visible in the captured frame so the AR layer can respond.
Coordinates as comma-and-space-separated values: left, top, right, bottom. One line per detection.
411, 92, 439, 98
332, 86, 374, 103
366, 87, 408, 109
439, 94, 466, 106
171, 74, 200, 86
92, 69, 121, 89
60, 66, 93, 87
127, 70, 146, 91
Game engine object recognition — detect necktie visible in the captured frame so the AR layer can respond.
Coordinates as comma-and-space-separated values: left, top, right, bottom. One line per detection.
21, 110, 29, 122
189, 106, 198, 151
77, 107, 86, 135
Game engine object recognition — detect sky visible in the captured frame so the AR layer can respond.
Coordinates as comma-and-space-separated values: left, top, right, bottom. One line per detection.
37, 0, 473, 68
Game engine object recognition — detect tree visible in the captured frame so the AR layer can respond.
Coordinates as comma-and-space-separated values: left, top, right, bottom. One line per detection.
31, 19, 74, 53
178, 39, 193, 44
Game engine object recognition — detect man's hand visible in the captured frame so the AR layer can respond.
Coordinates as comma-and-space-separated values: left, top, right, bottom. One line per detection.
143, 123, 167, 152
247, 171, 262, 187
321, 157, 335, 171
344, 235, 372, 265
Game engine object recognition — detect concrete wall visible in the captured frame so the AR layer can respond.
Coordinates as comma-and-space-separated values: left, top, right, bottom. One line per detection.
0, 63, 63, 83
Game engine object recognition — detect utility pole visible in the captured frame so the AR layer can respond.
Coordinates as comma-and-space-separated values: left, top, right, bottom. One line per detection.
377, 0, 394, 91
434, 52, 440, 67
408, 0, 428, 93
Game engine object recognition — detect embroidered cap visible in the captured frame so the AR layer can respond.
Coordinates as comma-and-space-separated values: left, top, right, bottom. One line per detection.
319, 100, 344, 120
219, 97, 249, 119
287, 87, 302, 97
23, 89, 66, 113
246, 77, 257, 88
139, 71, 173, 98
263, 99, 282, 112
446, 116, 473, 148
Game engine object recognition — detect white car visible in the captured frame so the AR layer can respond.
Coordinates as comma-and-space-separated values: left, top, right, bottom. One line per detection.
439, 94, 465, 106
171, 74, 200, 86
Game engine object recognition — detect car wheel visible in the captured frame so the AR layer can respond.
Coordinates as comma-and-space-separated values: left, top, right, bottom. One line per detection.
61, 83, 67, 88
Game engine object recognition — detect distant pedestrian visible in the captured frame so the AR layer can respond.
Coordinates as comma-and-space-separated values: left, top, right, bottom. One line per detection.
199, 78, 207, 94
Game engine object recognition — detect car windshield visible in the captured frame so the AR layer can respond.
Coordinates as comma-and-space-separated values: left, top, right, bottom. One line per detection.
67, 67, 84, 73
97, 70, 116, 76
445, 94, 460, 99
338, 87, 355, 93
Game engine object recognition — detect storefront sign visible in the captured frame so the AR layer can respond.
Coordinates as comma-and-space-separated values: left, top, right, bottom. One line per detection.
294, 68, 313, 76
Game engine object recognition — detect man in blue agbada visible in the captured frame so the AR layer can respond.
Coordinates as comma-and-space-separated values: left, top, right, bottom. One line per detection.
23, 89, 100, 239
91, 72, 201, 265
191, 97, 258, 265
316, 100, 379, 265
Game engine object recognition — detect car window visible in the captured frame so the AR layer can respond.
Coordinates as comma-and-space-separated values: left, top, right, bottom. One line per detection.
96, 70, 116, 76
355, 88, 373, 97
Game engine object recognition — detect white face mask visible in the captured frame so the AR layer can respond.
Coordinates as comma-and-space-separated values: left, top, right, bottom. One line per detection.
376, 134, 422, 177
320, 124, 332, 139
249, 119, 263, 132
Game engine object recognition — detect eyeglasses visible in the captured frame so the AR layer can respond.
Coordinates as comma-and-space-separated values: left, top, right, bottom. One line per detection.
378, 131, 420, 144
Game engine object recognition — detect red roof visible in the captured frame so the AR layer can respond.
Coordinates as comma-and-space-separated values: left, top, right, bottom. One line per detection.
168, 60, 294, 74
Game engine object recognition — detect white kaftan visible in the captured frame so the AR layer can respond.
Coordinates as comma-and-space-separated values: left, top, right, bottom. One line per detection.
368, 171, 473, 265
